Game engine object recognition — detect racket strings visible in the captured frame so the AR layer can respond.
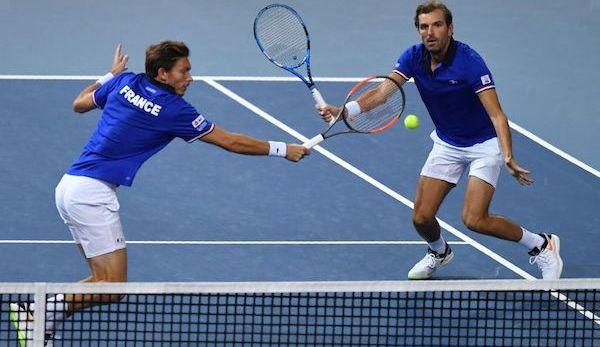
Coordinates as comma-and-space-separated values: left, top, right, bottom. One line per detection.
255, 7, 307, 68
346, 80, 404, 133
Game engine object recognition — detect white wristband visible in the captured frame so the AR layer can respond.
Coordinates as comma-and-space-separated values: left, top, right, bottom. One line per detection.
96, 72, 114, 85
344, 101, 361, 117
268, 141, 287, 157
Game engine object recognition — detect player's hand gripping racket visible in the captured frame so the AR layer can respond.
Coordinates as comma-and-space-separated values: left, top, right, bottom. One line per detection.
254, 4, 326, 108
303, 76, 405, 149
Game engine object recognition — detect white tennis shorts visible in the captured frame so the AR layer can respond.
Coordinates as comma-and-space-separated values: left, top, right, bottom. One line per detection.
420, 131, 504, 188
55, 174, 126, 258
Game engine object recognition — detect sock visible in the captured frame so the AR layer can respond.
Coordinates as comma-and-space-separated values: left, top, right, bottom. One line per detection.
45, 294, 68, 331
428, 236, 447, 254
518, 227, 545, 250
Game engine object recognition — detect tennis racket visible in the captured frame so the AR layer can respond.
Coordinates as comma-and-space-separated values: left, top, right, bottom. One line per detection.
303, 76, 405, 149
254, 4, 326, 108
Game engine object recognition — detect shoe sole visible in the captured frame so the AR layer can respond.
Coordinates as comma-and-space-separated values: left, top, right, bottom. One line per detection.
408, 251, 455, 280
9, 303, 32, 347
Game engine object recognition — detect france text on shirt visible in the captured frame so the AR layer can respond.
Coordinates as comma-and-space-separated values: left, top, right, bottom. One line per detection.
118, 85, 163, 116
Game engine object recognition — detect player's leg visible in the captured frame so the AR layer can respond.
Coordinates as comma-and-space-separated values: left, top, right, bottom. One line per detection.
9, 175, 123, 344
413, 176, 454, 244
63, 248, 127, 314
408, 137, 463, 280
50, 175, 127, 331
408, 176, 455, 279
461, 176, 523, 241
462, 138, 562, 279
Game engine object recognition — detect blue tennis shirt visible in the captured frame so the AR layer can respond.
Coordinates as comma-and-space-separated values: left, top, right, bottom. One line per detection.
67, 72, 214, 186
394, 39, 496, 147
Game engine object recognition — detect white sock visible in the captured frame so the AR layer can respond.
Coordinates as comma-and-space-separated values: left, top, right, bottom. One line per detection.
45, 294, 68, 331
428, 236, 447, 254
518, 227, 545, 250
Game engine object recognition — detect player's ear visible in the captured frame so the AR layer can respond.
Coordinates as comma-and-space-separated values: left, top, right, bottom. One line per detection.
156, 67, 168, 82
448, 23, 454, 36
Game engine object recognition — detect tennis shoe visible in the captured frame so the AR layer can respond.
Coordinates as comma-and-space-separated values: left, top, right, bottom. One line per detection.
9, 302, 33, 346
408, 244, 454, 280
9, 302, 55, 347
529, 233, 563, 279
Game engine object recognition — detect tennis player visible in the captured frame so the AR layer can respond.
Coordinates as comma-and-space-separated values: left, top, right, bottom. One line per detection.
10, 41, 309, 343
317, 1, 562, 280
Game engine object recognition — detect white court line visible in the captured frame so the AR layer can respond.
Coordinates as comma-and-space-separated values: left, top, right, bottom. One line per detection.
1, 74, 597, 177
204, 78, 600, 325
0, 75, 366, 82
509, 121, 599, 178
0, 240, 468, 245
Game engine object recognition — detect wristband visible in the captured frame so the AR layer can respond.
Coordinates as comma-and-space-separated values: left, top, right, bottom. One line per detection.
268, 141, 287, 157
344, 101, 361, 117
96, 72, 114, 86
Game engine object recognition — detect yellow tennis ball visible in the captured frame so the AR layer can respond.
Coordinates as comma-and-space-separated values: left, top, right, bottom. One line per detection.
404, 114, 419, 130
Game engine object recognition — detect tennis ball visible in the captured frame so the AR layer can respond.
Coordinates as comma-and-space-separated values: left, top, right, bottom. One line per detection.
404, 114, 419, 130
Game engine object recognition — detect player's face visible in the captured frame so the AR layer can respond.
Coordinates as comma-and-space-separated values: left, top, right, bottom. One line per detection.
162, 57, 193, 96
417, 9, 453, 55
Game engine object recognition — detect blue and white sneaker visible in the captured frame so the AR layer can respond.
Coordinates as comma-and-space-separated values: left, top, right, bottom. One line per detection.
408, 244, 454, 280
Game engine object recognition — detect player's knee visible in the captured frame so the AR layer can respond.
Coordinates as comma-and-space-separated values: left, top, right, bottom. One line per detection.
412, 211, 435, 229
462, 212, 485, 232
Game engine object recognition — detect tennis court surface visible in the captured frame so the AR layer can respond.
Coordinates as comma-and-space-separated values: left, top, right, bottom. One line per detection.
1, 77, 599, 345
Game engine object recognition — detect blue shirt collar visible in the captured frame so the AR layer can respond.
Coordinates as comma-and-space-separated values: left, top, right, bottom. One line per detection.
144, 74, 177, 95
421, 38, 458, 74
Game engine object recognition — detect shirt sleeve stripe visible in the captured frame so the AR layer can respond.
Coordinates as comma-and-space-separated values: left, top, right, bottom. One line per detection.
186, 123, 215, 143
475, 85, 496, 94
393, 70, 410, 81
92, 90, 99, 107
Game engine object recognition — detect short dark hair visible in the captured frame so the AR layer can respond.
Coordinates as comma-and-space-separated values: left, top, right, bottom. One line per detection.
145, 41, 189, 78
414, 1, 453, 28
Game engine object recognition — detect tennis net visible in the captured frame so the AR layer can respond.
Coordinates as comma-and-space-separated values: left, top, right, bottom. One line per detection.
1, 279, 599, 346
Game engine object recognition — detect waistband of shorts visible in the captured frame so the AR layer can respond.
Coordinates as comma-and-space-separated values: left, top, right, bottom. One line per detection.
63, 174, 118, 190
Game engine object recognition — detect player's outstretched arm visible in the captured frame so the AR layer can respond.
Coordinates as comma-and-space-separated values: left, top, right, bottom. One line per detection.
72, 44, 129, 113
200, 126, 309, 162
478, 88, 533, 185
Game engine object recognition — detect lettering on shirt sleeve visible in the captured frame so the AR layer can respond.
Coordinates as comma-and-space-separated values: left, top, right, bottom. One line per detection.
192, 114, 206, 130
475, 74, 495, 93
480, 74, 492, 85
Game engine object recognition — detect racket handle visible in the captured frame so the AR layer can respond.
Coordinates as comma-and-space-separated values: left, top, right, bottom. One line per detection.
311, 88, 326, 107
303, 134, 325, 149
311, 88, 337, 126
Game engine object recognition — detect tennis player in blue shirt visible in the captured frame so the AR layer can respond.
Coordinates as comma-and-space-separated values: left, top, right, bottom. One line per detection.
317, 1, 562, 280
10, 41, 309, 343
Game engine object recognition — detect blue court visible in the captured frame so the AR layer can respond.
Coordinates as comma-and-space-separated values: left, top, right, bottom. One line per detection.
1, 77, 598, 282
2, 2, 600, 343
1, 0, 599, 284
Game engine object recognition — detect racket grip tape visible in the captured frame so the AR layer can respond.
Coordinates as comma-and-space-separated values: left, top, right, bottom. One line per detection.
311, 88, 326, 107
302, 134, 325, 149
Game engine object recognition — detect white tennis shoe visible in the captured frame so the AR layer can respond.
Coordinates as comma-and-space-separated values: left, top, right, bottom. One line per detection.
408, 245, 454, 280
529, 233, 563, 279
9, 302, 33, 346
9, 302, 55, 347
